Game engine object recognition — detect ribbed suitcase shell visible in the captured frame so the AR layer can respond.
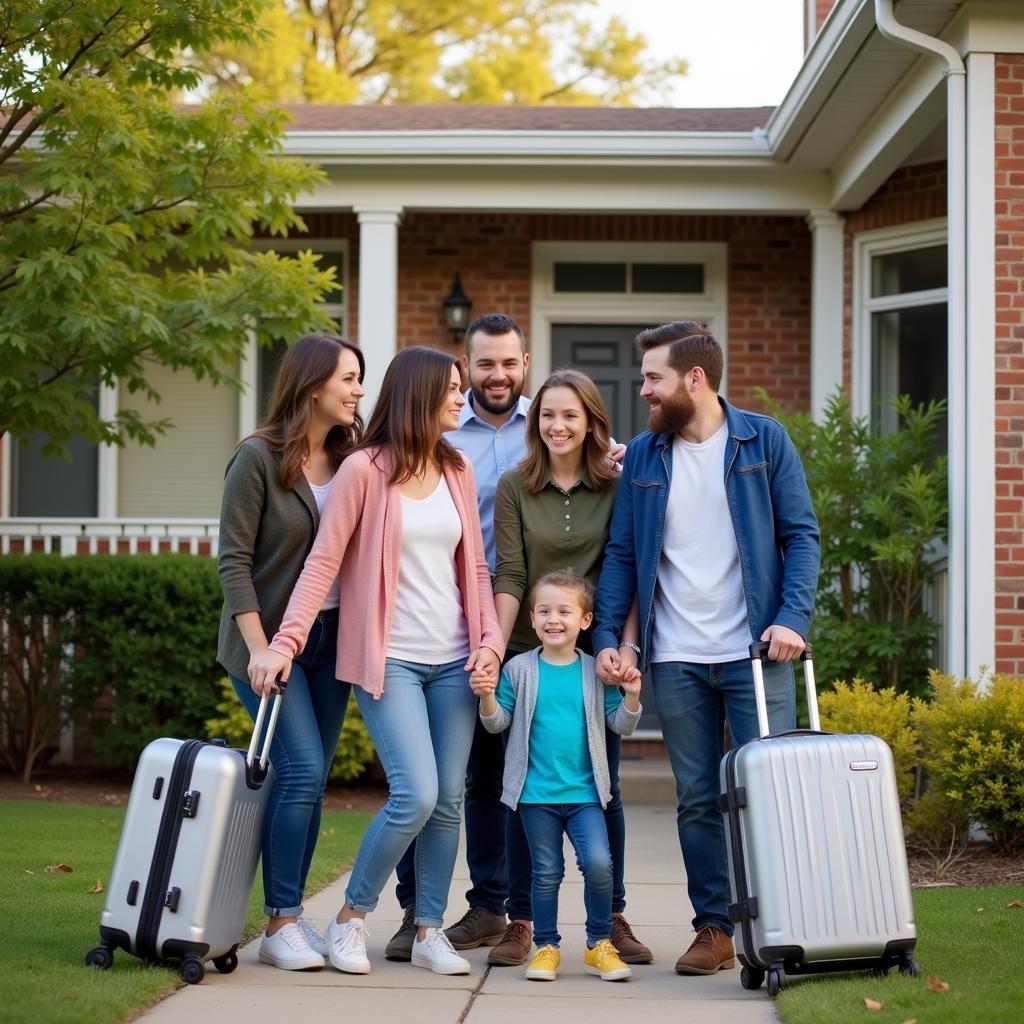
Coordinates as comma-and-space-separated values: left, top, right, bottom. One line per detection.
721, 733, 915, 966
94, 734, 273, 980
719, 646, 917, 991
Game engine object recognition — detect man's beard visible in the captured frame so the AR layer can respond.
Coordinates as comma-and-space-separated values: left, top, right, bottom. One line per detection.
472, 379, 523, 416
648, 386, 696, 434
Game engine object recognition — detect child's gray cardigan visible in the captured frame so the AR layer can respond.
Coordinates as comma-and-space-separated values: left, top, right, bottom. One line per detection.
479, 648, 642, 811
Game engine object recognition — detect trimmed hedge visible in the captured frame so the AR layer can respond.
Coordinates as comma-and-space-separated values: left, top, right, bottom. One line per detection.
0, 554, 224, 776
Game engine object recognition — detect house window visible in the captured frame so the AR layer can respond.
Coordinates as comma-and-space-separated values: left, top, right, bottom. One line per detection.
856, 225, 948, 450
552, 259, 705, 295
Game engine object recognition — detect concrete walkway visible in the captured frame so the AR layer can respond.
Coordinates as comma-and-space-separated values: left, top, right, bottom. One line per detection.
140, 805, 778, 1023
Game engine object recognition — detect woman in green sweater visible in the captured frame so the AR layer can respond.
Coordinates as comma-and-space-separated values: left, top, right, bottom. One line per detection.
492, 369, 650, 965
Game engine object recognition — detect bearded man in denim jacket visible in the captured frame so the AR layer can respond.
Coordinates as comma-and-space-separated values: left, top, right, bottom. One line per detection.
593, 321, 819, 977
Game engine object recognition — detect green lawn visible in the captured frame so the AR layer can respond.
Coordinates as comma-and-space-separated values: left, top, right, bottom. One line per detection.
778, 884, 1024, 1024
0, 799, 370, 1024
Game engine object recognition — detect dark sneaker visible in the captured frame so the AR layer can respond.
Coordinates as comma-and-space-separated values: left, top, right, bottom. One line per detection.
611, 912, 653, 964
384, 906, 415, 962
674, 926, 736, 975
487, 920, 533, 966
443, 907, 507, 950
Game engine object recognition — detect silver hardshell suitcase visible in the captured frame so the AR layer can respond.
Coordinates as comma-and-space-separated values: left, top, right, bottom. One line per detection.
719, 642, 918, 996
85, 693, 282, 984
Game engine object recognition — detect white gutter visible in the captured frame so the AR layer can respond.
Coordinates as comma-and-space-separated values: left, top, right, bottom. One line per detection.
874, 0, 966, 677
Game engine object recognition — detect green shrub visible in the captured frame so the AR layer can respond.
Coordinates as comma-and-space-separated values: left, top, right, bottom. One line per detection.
818, 679, 920, 804
0, 554, 224, 775
205, 678, 377, 782
914, 671, 1024, 853
760, 389, 947, 694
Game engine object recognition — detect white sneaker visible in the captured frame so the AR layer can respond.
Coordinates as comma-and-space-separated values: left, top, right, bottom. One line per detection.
297, 916, 327, 956
258, 922, 325, 971
325, 916, 371, 974
411, 927, 471, 975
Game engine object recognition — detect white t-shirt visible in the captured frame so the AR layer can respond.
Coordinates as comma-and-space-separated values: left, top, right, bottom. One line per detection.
308, 478, 341, 611
387, 475, 471, 664
651, 422, 751, 664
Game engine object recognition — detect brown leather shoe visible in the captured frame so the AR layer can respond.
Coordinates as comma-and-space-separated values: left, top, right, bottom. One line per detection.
487, 920, 533, 966
611, 912, 653, 964
674, 926, 735, 975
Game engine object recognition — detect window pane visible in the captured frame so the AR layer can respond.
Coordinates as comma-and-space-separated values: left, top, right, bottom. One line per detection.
871, 302, 947, 453
871, 245, 946, 297
553, 262, 627, 293
257, 339, 289, 424
631, 262, 705, 294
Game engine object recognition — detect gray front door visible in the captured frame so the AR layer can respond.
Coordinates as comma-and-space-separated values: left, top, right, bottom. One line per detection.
551, 323, 659, 731
551, 324, 649, 443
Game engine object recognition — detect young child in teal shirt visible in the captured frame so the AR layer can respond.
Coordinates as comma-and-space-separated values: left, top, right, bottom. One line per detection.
474, 569, 642, 982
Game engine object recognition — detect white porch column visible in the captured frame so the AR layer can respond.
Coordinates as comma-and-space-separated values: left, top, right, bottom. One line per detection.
965, 52, 996, 676
96, 381, 119, 517
807, 210, 846, 420
354, 205, 403, 405
238, 331, 258, 439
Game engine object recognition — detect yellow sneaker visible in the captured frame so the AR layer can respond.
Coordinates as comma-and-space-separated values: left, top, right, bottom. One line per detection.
525, 945, 560, 981
584, 938, 632, 981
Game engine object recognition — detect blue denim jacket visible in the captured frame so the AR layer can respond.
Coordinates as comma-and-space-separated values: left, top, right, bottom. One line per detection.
593, 398, 820, 667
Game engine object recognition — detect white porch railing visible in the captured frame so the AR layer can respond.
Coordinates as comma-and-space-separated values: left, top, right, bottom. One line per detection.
0, 518, 220, 556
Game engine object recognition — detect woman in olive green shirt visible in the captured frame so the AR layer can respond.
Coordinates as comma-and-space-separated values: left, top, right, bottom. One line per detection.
492, 369, 650, 964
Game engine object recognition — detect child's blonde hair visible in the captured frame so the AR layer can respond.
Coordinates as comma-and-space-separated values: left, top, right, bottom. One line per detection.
529, 569, 595, 615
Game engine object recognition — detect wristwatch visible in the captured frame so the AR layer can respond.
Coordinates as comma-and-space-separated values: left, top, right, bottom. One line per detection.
618, 641, 641, 657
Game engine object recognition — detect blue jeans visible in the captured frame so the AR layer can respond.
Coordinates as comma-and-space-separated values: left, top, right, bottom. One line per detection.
346, 657, 478, 928
651, 657, 795, 935
518, 803, 613, 948
394, 717, 508, 916
504, 725, 626, 921
231, 611, 350, 917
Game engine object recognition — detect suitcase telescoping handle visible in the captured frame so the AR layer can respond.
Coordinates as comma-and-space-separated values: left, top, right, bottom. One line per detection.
245, 689, 284, 772
749, 640, 819, 738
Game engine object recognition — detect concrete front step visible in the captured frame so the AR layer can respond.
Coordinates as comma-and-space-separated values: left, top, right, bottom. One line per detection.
618, 756, 677, 806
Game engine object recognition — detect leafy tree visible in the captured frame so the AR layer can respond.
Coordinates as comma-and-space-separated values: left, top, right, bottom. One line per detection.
761, 390, 948, 694
0, 0, 335, 452
199, 0, 687, 106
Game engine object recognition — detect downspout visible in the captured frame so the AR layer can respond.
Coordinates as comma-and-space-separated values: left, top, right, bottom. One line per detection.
874, 0, 966, 677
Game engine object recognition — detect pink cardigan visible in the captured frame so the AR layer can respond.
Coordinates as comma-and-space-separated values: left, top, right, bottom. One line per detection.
268, 447, 504, 698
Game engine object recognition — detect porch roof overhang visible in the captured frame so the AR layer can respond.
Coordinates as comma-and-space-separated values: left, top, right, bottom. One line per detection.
280, 0, 1024, 217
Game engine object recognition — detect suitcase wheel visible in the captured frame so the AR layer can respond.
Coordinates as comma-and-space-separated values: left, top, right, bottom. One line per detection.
766, 965, 784, 997
85, 946, 113, 971
180, 957, 205, 985
740, 965, 764, 990
213, 952, 238, 975
898, 956, 921, 978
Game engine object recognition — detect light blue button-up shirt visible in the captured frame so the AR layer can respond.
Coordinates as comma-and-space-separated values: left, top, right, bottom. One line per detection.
446, 391, 531, 572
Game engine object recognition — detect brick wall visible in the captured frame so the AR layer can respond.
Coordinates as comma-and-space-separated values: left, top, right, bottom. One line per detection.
299, 212, 812, 415
995, 55, 1024, 674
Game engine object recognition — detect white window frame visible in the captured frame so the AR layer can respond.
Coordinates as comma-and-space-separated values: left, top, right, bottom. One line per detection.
530, 241, 728, 387
851, 219, 948, 423
240, 238, 349, 436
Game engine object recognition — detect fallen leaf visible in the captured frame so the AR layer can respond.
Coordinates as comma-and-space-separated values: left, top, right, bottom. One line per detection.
976, 906, 984, 912
927, 975, 951, 993
89, 879, 105, 894
44, 864, 73, 874
863, 997, 885, 1010
23, 869, 35, 876
1007, 900, 1022, 909
901, 1019, 918, 1024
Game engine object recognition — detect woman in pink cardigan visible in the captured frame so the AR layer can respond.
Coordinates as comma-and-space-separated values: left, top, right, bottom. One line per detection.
251, 346, 504, 977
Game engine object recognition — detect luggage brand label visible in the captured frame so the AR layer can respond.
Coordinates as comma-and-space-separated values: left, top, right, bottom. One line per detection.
850, 760, 879, 771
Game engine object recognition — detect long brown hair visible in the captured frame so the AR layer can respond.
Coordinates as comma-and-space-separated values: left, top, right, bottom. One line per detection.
519, 369, 615, 494
250, 333, 365, 489
351, 346, 464, 485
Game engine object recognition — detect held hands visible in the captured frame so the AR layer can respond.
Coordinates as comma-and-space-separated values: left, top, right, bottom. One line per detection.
596, 644, 639, 686
605, 442, 627, 471
759, 623, 806, 663
465, 646, 500, 693
248, 647, 292, 697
